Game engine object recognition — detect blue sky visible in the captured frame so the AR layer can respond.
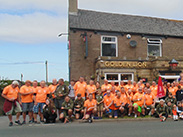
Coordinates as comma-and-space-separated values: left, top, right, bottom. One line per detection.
0, 0, 182, 82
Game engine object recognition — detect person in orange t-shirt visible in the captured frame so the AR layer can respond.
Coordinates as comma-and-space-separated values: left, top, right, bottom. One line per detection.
74, 76, 87, 99
118, 81, 125, 92
101, 79, 112, 96
113, 92, 124, 118
86, 80, 96, 99
150, 81, 158, 97
48, 79, 58, 99
133, 87, 144, 118
20, 80, 34, 124
168, 83, 177, 97
110, 81, 117, 95
121, 87, 133, 116
125, 80, 133, 92
104, 90, 115, 118
132, 81, 138, 95
32, 80, 39, 93
33, 81, 50, 123
2, 81, 22, 126
142, 89, 155, 116
83, 94, 97, 122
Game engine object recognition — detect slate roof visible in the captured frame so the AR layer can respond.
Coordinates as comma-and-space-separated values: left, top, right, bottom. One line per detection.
69, 9, 183, 37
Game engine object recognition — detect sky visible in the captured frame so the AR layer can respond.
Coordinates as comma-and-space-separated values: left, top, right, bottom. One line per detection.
0, 0, 183, 82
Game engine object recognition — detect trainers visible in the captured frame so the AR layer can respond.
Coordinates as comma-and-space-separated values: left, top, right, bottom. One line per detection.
134, 114, 137, 118
15, 120, 22, 125
22, 121, 26, 125
29, 120, 33, 124
9, 122, 13, 127
88, 118, 93, 123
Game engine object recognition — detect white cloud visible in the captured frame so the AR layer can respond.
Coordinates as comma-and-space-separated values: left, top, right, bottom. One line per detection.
0, 0, 182, 44
0, 12, 67, 44
0, 0, 68, 13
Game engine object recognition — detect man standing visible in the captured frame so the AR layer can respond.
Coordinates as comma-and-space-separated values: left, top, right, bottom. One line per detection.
33, 80, 50, 123
74, 76, 87, 99
48, 79, 58, 100
86, 80, 96, 99
20, 80, 34, 124
54, 78, 69, 115
101, 79, 112, 96
2, 81, 22, 126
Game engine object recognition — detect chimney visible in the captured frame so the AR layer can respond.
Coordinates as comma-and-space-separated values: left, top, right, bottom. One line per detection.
69, 0, 78, 15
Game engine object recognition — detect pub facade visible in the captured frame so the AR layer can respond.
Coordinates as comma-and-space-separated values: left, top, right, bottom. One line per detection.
68, 0, 183, 84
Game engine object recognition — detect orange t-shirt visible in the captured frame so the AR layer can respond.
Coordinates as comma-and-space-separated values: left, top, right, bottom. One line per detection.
168, 87, 177, 96
20, 85, 33, 103
48, 84, 58, 98
113, 96, 123, 110
34, 87, 50, 103
144, 93, 155, 106
125, 84, 133, 92
121, 93, 128, 104
131, 85, 138, 94
32, 86, 39, 93
104, 94, 115, 110
86, 85, 96, 98
84, 99, 97, 111
127, 93, 133, 104
2, 85, 20, 99
133, 92, 144, 107
74, 81, 87, 97
150, 86, 157, 97
101, 84, 112, 95
172, 109, 177, 115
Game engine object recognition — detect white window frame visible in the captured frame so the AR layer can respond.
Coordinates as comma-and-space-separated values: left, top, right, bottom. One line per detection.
101, 36, 118, 57
105, 73, 134, 85
147, 38, 162, 57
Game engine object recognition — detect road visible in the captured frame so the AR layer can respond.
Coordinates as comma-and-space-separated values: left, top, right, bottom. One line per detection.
0, 116, 183, 137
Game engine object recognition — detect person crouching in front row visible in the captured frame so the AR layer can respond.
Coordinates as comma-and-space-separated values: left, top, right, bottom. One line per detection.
43, 99, 57, 123
83, 93, 97, 123
59, 96, 73, 124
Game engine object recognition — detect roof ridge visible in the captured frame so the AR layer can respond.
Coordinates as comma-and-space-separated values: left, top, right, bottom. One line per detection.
78, 9, 183, 23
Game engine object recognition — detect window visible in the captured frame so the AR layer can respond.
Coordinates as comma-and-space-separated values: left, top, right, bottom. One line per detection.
101, 36, 118, 57
147, 38, 162, 57
105, 73, 134, 85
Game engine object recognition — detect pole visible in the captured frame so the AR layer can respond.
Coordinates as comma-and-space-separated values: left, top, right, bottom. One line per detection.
21, 74, 23, 82
45, 60, 48, 84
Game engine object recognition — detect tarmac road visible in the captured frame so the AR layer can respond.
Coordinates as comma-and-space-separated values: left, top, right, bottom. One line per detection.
0, 116, 183, 137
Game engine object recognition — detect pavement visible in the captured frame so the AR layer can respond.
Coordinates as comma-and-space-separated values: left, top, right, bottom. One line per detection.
0, 116, 183, 137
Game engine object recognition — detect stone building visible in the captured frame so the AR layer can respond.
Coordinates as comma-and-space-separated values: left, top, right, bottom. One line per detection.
68, 0, 183, 84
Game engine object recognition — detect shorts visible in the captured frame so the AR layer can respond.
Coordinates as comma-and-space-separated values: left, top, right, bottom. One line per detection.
114, 110, 120, 117
97, 103, 103, 112
86, 111, 93, 116
105, 109, 113, 115
54, 98, 64, 109
142, 105, 154, 109
6, 101, 22, 115
133, 103, 142, 113
125, 103, 129, 109
22, 102, 34, 112
33, 103, 45, 113
62, 110, 69, 117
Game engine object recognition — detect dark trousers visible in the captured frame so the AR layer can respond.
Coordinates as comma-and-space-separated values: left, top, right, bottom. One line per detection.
43, 112, 57, 123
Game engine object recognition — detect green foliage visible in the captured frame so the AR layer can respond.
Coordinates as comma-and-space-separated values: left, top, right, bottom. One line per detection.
0, 80, 13, 93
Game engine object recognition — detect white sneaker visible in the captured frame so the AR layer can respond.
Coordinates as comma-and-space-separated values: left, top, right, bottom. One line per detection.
134, 114, 137, 118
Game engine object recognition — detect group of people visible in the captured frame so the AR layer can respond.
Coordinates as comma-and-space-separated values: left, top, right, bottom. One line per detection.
2, 76, 183, 126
